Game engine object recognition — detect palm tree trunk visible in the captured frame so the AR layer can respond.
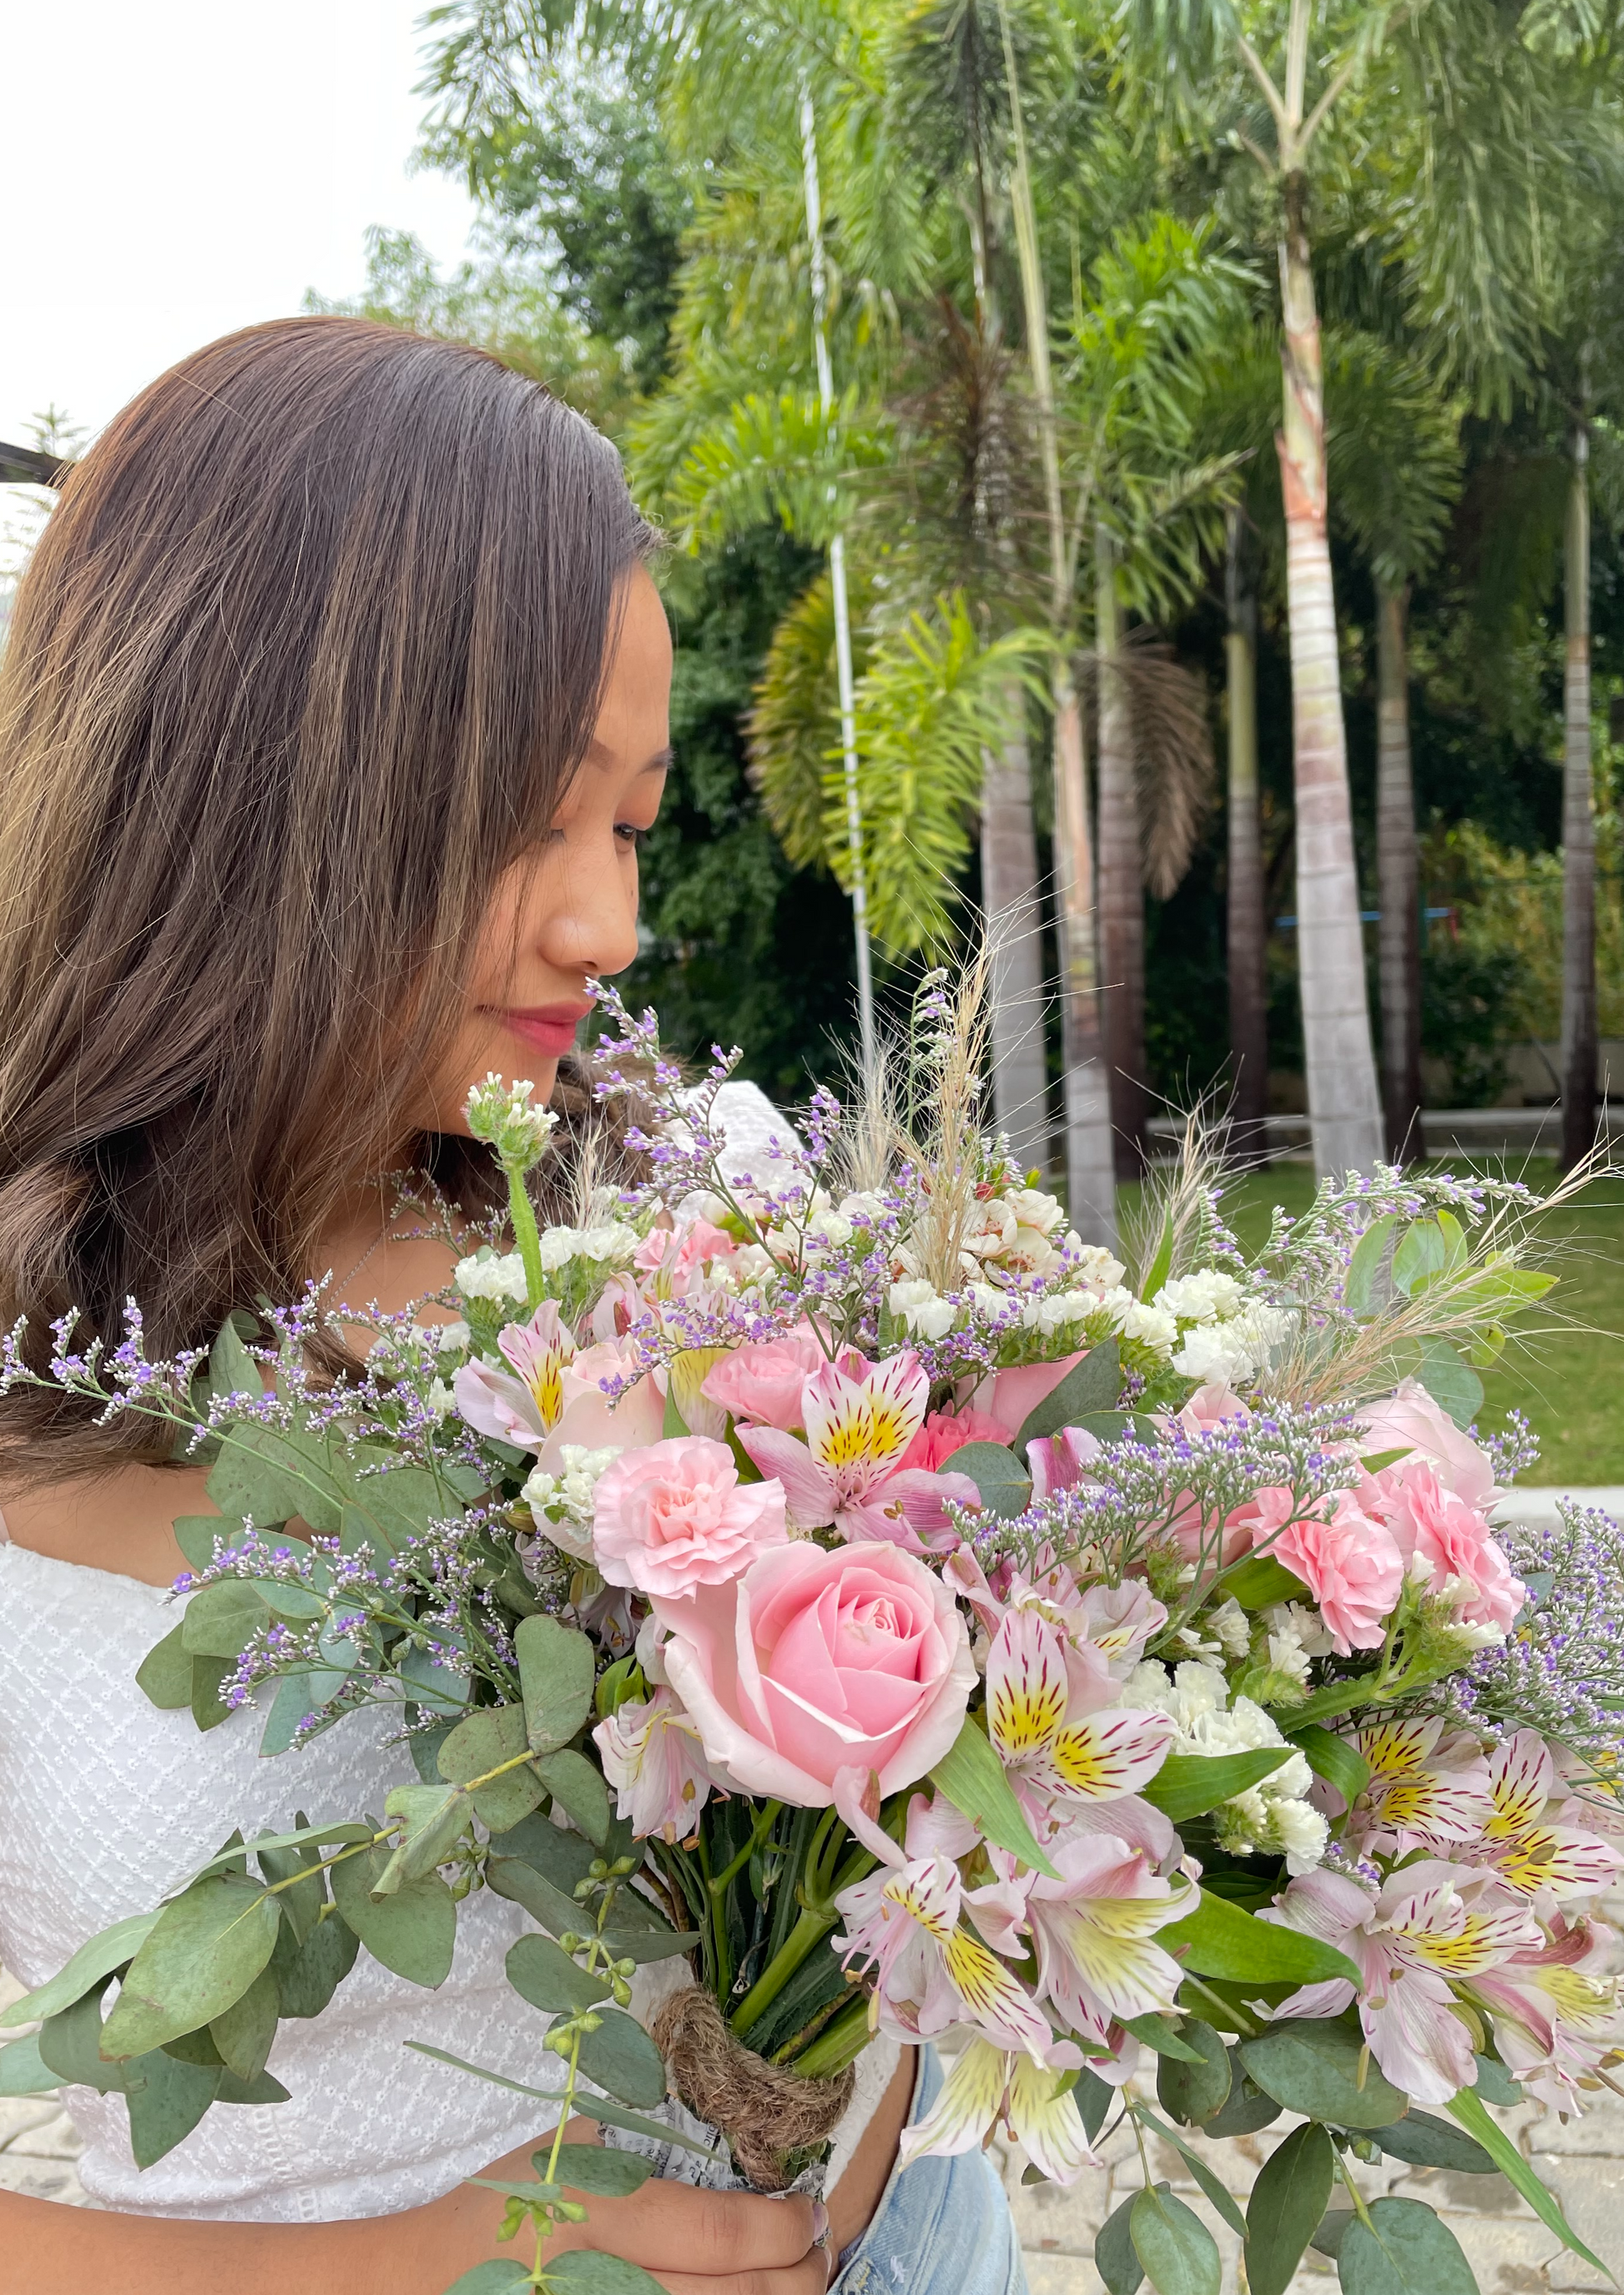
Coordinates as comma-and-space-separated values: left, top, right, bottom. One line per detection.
1375, 578, 1423, 1163
1275, 169, 1384, 1178
981, 688, 1051, 1176
1224, 512, 1268, 1155
1095, 526, 1147, 1176
1561, 418, 1597, 1172
1053, 672, 1119, 1246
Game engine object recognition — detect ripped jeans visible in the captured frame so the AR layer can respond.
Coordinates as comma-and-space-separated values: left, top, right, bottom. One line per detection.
830, 2048, 1028, 2295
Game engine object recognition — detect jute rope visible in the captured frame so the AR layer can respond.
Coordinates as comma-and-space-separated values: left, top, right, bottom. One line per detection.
650, 1985, 856, 2192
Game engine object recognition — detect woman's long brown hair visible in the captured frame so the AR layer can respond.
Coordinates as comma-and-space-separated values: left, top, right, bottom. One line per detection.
0, 315, 653, 1474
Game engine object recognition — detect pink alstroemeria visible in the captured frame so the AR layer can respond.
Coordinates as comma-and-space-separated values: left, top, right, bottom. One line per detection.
1021, 1834, 1193, 2044
1027, 1425, 1102, 1504
1470, 1914, 1624, 2113
832, 1845, 1054, 2059
594, 1687, 714, 1841
1269, 1859, 1542, 2105
1350, 1716, 1494, 1853
456, 1307, 664, 1470
1469, 1731, 1624, 1904
897, 2038, 1100, 2185
985, 1606, 1175, 1851
739, 1350, 978, 1553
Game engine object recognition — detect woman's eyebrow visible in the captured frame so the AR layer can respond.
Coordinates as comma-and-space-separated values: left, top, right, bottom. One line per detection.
584, 739, 673, 774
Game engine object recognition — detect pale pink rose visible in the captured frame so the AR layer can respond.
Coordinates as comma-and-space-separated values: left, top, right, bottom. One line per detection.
1354, 1379, 1498, 1508
899, 1407, 1008, 1474
635, 1216, 737, 1289
701, 1330, 827, 1430
971, 1351, 1088, 1441
1268, 1493, 1405, 1655
1369, 1459, 1524, 1634
593, 1435, 788, 1599
653, 1540, 976, 1803
1177, 1382, 1250, 1436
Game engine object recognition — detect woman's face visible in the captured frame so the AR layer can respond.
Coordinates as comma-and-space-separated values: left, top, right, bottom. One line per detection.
423, 563, 673, 1132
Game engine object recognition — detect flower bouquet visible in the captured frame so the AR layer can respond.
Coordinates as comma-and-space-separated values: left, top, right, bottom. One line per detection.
3, 966, 1621, 2295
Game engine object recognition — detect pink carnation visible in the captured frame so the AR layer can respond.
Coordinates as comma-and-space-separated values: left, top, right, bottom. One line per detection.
899, 1407, 1007, 1474
700, 1330, 826, 1430
653, 1541, 976, 1803
1369, 1459, 1524, 1635
1268, 1492, 1405, 1655
592, 1435, 788, 1600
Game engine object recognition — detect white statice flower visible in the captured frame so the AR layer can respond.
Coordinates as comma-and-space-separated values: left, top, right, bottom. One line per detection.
1120, 1657, 1327, 1874
1155, 1269, 1244, 1324
890, 1277, 957, 1341
454, 1249, 529, 1304
521, 1445, 623, 1563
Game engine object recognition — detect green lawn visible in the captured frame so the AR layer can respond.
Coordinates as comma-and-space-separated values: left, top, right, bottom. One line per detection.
1118, 1158, 1624, 1485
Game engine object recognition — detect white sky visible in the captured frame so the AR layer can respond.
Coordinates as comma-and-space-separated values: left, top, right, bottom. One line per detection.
1, 0, 481, 447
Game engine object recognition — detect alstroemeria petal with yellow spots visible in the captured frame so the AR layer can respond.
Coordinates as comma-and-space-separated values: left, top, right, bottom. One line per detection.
897, 2040, 1012, 2171
1039, 1709, 1177, 1805
497, 1301, 576, 1431
987, 1607, 1070, 1766
1378, 1874, 1540, 1979
1483, 1732, 1556, 1839
1356, 1717, 1491, 1843
801, 1351, 927, 1495
1006, 2055, 1101, 2184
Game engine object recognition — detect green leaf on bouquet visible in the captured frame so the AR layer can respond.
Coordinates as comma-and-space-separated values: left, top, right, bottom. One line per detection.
1132, 2106, 1247, 2236
950, 1441, 1031, 1519
341, 1465, 453, 1555
1141, 1212, 1177, 1309
400, 1639, 472, 1716
136, 1622, 195, 1710
1238, 2020, 1408, 2129
270, 1904, 360, 2019
551, 2256, 668, 2295
535, 1748, 613, 1848
214, 2064, 291, 2106
1284, 1724, 1371, 1812
438, 1703, 547, 1832
99, 1874, 282, 2060
329, 1841, 456, 1988
1390, 1220, 1448, 1298
1131, 2182, 1221, 2295
1445, 2087, 1611, 2277
189, 1652, 235, 1732
1369, 2111, 1497, 2175
208, 1314, 265, 1402
376, 1782, 475, 1890
1244, 2121, 1334, 2295
1155, 2020, 1232, 2123
182, 1820, 372, 1892
206, 1423, 342, 1532
40, 1984, 131, 2093
402, 2041, 716, 2159
180, 1581, 272, 1660
1162, 1889, 1360, 1990
538, 2142, 654, 2197
1312, 2212, 1356, 2260
506, 1934, 613, 2016
1336, 2197, 1477, 2295
1411, 1339, 1484, 1430
1140, 1751, 1290, 1823
517, 1615, 596, 1754
1096, 2192, 1146, 2295
1124, 2013, 1206, 2062
0, 1911, 159, 2029
575, 2005, 668, 2108
173, 1515, 234, 1572
1199, 2052, 1282, 2136
1470, 2052, 1522, 2106
441, 2267, 532, 2295
1219, 1556, 1310, 1611
0, 2035, 58, 2096
1014, 1339, 1122, 1448
930, 1716, 1060, 1878
125, 2046, 221, 2167
486, 1855, 583, 1941
256, 1833, 325, 1945
209, 1965, 279, 2082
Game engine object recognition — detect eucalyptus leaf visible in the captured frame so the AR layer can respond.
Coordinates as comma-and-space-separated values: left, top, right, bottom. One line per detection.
173, 1515, 231, 1572
0, 2034, 58, 2096
517, 1615, 596, 1754
1161, 1891, 1360, 1990
328, 1842, 456, 1987
270, 1905, 361, 2019
1312, 2212, 1356, 2261
1239, 2020, 1409, 2130
1141, 1751, 1290, 1823
1337, 2197, 1476, 2295
1244, 2121, 1334, 2295
376, 1782, 474, 1889
214, 2063, 292, 2106
540, 2142, 654, 2197
485, 1855, 583, 1941
1155, 2020, 1231, 2124
930, 1717, 1059, 1878
1390, 1221, 1446, 1298
506, 1934, 613, 2017
209, 1965, 279, 2081
125, 2045, 221, 2167
399, 1639, 472, 1716
949, 1441, 1031, 1519
1369, 2111, 1498, 2175
1471, 2053, 1522, 2106
1096, 2192, 1145, 2295
99, 1874, 282, 2060
341, 1465, 454, 1554
136, 1622, 194, 1710
189, 1652, 235, 1732
1132, 2108, 1247, 2236
256, 1839, 324, 1944
1014, 1340, 1122, 1448
207, 1422, 342, 1531
1344, 1216, 1398, 1318
535, 1748, 613, 1849
439, 1702, 546, 1831
1123, 2013, 1204, 2062
39, 1985, 129, 2094
1200, 2057, 1282, 2138
550, 2257, 668, 2295
209, 1314, 265, 1400
1131, 2182, 1221, 2295
181, 1581, 272, 1660
0, 1911, 159, 2028
1414, 1339, 1483, 1430
402, 2040, 715, 2159
439, 2266, 531, 2295
575, 2005, 668, 2108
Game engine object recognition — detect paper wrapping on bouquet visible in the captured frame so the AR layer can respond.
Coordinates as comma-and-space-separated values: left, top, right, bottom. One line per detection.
602, 1985, 856, 2196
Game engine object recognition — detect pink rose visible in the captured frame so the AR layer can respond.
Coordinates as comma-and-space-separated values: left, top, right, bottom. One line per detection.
593, 1435, 788, 1600
1354, 1380, 1498, 1509
1369, 1460, 1524, 1635
1177, 1382, 1250, 1437
899, 1406, 1007, 1474
701, 1330, 827, 1430
653, 1541, 976, 1803
1268, 1493, 1405, 1655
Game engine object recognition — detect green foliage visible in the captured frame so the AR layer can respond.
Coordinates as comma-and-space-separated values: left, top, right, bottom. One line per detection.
1245, 2122, 1335, 2295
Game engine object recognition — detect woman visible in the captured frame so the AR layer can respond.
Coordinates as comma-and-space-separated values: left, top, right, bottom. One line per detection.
0, 320, 1025, 2295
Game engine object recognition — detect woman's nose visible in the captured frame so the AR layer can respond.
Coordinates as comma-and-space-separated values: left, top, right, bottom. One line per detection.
537, 837, 640, 981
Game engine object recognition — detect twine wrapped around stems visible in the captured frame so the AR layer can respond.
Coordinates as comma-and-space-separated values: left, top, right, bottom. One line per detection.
650, 1985, 856, 2192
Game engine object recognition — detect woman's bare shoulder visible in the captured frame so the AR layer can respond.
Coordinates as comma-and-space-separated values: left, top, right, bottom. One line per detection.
0, 1462, 214, 1586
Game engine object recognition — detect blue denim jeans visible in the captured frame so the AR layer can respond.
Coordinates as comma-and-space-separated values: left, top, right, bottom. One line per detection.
830, 2047, 1028, 2295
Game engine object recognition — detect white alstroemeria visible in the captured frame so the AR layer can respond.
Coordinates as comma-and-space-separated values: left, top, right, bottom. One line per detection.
889, 1279, 957, 1341
898, 2039, 1100, 2185
1155, 1269, 1244, 1324
453, 1249, 530, 1304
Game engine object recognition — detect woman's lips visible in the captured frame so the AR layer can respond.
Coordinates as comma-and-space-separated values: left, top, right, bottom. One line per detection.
497, 1004, 593, 1059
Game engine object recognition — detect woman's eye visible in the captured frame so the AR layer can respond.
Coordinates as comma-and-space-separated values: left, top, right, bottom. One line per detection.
614, 822, 645, 848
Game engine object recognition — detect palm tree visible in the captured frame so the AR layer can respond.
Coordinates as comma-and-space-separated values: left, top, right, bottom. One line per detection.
1223, 504, 1268, 1153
